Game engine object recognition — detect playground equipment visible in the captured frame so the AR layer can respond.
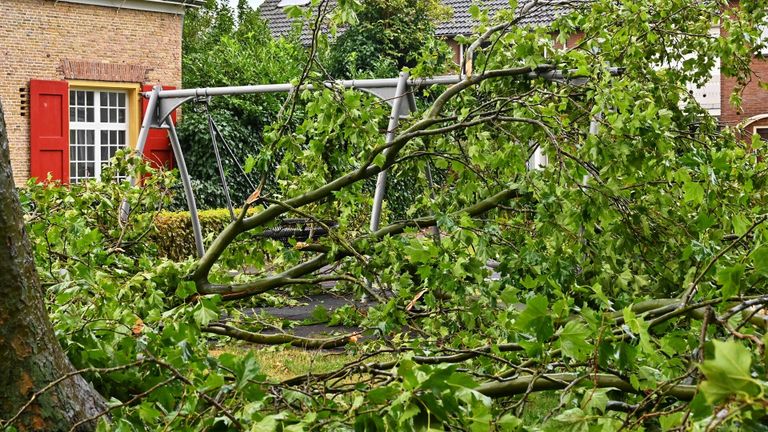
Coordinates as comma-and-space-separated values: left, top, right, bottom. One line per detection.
130, 67, 621, 257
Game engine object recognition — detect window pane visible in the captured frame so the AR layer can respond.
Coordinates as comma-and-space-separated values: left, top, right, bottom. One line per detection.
68, 89, 130, 183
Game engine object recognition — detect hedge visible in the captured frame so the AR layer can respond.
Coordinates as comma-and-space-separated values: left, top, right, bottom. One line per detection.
150, 208, 242, 261
150, 208, 335, 261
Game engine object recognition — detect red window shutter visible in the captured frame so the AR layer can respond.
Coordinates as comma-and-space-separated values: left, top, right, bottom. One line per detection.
30, 80, 69, 183
141, 85, 176, 170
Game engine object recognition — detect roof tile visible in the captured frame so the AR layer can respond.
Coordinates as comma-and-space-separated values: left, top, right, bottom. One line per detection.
258, 0, 584, 43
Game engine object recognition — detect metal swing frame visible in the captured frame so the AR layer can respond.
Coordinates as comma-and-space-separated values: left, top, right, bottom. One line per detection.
129, 68, 621, 258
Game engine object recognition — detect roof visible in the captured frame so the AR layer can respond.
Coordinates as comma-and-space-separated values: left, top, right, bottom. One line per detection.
258, 0, 583, 43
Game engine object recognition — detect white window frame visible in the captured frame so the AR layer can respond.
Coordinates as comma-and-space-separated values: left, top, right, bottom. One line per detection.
69, 88, 129, 183
753, 125, 768, 142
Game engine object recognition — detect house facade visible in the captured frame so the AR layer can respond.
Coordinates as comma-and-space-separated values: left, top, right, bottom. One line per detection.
0, 0, 202, 185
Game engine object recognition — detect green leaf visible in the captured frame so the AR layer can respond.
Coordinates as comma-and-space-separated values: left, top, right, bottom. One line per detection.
622, 308, 654, 355
138, 402, 162, 424
545, 408, 589, 432
368, 386, 399, 404
699, 340, 759, 403
174, 281, 197, 299
199, 371, 225, 393
558, 321, 592, 361
372, 152, 386, 168
716, 264, 744, 298
515, 295, 553, 342
284, 5, 304, 19
244, 155, 256, 174
732, 214, 749, 236
468, 4, 480, 19
683, 182, 705, 204
581, 388, 611, 414
253, 415, 279, 432
193, 298, 219, 327
751, 245, 768, 276
497, 413, 523, 431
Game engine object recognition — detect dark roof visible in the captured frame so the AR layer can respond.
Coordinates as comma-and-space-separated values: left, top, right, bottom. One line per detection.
258, 0, 583, 42
259, 0, 313, 42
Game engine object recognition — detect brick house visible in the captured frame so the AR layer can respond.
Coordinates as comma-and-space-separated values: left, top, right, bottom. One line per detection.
0, 0, 203, 185
260, 0, 768, 136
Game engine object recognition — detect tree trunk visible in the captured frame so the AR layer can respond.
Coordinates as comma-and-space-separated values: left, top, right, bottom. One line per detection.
0, 102, 107, 429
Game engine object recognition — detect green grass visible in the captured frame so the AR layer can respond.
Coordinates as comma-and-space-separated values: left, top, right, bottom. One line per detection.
520, 392, 561, 424
210, 344, 391, 382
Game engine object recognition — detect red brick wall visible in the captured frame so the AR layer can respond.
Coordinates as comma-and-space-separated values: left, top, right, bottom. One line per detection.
720, 58, 768, 127
0, 0, 183, 185
720, 1, 768, 129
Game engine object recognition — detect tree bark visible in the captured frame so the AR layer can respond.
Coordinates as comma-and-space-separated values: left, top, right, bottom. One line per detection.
0, 101, 107, 429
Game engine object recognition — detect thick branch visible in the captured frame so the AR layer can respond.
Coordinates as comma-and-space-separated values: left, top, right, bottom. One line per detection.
198, 186, 526, 297
204, 323, 356, 349
475, 373, 698, 401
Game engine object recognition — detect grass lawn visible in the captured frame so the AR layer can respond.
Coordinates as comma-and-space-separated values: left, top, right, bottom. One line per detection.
210, 344, 389, 382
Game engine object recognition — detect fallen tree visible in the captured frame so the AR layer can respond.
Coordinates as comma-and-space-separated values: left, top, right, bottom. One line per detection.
6, 0, 768, 430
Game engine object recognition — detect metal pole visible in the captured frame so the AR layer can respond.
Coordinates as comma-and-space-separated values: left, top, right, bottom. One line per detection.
135, 86, 160, 156
120, 85, 160, 222
155, 75, 462, 99
369, 72, 410, 232
165, 117, 205, 258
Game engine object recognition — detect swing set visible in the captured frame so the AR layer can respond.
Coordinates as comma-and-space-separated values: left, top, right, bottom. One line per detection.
130, 68, 621, 257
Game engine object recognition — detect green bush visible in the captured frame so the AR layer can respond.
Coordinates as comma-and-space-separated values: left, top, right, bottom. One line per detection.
151, 208, 248, 260
326, 0, 451, 79
175, 110, 264, 209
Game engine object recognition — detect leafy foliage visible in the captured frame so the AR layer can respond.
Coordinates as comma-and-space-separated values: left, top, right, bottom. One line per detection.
177, 0, 306, 208
325, 0, 452, 78
9, 0, 768, 431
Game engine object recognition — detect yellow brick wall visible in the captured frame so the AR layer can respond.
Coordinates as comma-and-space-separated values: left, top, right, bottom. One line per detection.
0, 0, 183, 185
